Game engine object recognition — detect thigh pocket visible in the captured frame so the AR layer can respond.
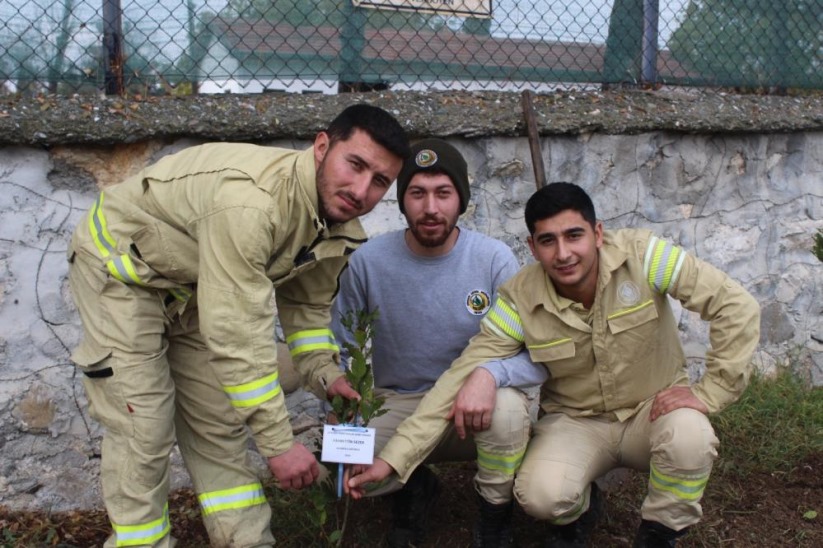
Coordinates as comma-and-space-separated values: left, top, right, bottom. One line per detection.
112, 348, 176, 450
74, 339, 134, 436
75, 338, 175, 449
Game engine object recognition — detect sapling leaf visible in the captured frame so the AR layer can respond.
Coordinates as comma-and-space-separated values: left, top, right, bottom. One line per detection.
335, 308, 385, 427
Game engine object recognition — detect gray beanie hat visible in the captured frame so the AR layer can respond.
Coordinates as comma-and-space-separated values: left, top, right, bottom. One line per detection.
396, 138, 470, 214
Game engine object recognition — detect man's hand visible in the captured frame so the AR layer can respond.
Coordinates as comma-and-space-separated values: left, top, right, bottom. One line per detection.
650, 385, 709, 421
267, 442, 320, 490
344, 458, 395, 500
328, 376, 361, 401
446, 367, 497, 439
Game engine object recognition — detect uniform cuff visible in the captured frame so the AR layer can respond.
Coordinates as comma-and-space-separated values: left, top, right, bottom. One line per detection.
254, 423, 296, 457
379, 440, 417, 483
313, 365, 346, 400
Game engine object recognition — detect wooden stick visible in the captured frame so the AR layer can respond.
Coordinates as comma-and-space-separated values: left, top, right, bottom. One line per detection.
520, 90, 547, 189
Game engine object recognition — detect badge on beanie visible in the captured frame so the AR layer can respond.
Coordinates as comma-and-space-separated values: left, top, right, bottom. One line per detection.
415, 149, 438, 167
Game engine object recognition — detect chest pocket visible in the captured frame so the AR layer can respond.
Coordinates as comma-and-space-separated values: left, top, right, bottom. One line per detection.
606, 300, 660, 358
528, 338, 578, 379
528, 338, 575, 364
268, 236, 358, 286
269, 255, 316, 286
606, 299, 658, 334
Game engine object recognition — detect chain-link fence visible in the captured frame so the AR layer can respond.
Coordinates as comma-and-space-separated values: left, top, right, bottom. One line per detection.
1, 0, 821, 96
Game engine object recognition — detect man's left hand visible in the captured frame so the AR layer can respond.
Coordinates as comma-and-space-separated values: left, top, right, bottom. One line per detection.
446, 367, 497, 439
650, 385, 709, 421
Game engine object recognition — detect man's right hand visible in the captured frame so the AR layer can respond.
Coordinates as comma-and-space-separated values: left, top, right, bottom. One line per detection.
267, 442, 320, 490
327, 376, 361, 402
344, 458, 394, 500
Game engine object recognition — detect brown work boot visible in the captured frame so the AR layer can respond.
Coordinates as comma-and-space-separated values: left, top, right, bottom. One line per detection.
544, 483, 603, 547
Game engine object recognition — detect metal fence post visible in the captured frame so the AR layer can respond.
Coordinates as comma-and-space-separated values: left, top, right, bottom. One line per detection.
338, 0, 366, 92
102, 0, 124, 95
641, 0, 659, 86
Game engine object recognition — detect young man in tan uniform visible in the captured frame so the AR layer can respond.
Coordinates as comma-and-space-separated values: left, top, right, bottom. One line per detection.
67, 104, 409, 547
348, 182, 760, 547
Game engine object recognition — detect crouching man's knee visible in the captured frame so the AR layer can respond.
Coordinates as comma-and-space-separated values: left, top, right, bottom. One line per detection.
652, 408, 719, 470
473, 388, 532, 502
513, 472, 585, 522
481, 387, 532, 448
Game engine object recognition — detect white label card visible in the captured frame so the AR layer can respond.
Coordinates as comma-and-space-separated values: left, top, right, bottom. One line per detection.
320, 424, 376, 465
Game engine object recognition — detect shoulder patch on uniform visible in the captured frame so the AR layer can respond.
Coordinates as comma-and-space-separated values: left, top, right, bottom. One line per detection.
466, 289, 491, 315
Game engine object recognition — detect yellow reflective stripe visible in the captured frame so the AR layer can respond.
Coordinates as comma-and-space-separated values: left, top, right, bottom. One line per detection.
89, 193, 117, 257
106, 259, 126, 283
198, 483, 267, 516
643, 236, 685, 294
649, 463, 709, 501
112, 503, 170, 546
223, 372, 281, 408
106, 254, 145, 286
528, 337, 573, 350
88, 193, 145, 286
168, 287, 192, 302
548, 488, 588, 526
607, 299, 654, 320
286, 328, 339, 356
671, 251, 686, 288
483, 298, 525, 342
476, 447, 525, 475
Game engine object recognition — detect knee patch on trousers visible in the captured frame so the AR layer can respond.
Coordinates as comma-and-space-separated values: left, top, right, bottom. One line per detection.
477, 388, 532, 448
514, 462, 587, 521
650, 408, 718, 470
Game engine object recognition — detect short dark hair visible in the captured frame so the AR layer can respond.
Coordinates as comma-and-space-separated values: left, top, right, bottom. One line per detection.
525, 182, 597, 234
325, 104, 410, 159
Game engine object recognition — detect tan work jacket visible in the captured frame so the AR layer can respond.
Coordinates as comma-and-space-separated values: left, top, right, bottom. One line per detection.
380, 228, 760, 481
70, 143, 366, 455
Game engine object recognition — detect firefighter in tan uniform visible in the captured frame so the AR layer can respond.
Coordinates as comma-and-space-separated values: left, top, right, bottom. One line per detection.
67, 104, 409, 548
348, 182, 760, 547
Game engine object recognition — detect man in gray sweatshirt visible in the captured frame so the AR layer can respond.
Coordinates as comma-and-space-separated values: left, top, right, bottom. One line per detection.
331, 139, 546, 547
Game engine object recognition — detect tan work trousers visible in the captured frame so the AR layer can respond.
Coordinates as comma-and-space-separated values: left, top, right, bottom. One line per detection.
367, 387, 533, 505
68, 254, 275, 548
514, 397, 719, 532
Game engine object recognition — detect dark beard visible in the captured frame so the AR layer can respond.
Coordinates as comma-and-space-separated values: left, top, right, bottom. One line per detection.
408, 220, 457, 248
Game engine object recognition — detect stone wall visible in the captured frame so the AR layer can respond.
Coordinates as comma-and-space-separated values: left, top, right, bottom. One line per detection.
0, 97, 821, 512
